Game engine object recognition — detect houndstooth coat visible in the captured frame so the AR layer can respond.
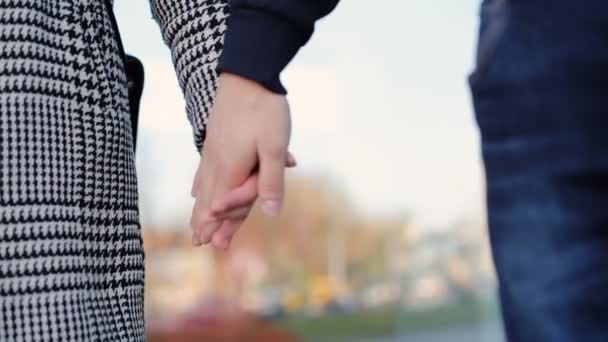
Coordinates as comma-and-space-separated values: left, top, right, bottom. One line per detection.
0, 0, 227, 340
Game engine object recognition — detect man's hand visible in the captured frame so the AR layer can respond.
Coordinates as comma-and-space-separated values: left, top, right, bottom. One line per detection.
190, 73, 292, 248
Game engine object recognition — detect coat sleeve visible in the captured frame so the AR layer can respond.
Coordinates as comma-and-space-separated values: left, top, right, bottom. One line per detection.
150, 0, 230, 151
150, 0, 337, 151
218, 0, 339, 94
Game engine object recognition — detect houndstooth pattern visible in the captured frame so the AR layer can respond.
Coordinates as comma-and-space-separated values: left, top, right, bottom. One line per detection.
151, 0, 229, 151
0, 0, 227, 341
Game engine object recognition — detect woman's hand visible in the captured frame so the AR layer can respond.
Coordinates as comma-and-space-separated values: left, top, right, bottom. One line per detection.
190, 73, 292, 249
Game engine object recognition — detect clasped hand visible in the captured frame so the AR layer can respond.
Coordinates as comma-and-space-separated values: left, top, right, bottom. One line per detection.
189, 73, 295, 250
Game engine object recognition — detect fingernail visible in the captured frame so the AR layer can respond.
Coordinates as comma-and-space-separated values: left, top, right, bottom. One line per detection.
216, 240, 229, 250
222, 236, 232, 250
192, 234, 201, 246
194, 229, 209, 245
261, 200, 281, 217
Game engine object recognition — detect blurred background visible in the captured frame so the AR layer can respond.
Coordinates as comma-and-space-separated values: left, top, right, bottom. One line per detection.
116, 0, 505, 341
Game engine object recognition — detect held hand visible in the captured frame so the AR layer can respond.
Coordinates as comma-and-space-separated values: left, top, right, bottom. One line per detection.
191, 153, 297, 249
190, 73, 292, 248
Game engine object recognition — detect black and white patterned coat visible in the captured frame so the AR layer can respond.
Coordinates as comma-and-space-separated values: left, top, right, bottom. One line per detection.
0, 0, 227, 340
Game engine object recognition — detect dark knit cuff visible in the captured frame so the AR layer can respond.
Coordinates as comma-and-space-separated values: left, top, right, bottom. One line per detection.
218, 8, 310, 94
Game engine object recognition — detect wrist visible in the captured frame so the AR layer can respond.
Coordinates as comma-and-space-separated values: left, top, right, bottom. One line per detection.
218, 72, 280, 105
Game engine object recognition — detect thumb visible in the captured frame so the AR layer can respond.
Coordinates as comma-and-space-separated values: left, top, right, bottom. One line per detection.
258, 149, 285, 217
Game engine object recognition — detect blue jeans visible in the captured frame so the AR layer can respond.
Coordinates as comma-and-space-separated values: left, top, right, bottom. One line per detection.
470, 1, 608, 340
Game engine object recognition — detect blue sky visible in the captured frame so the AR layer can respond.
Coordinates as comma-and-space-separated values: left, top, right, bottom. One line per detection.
115, 0, 484, 229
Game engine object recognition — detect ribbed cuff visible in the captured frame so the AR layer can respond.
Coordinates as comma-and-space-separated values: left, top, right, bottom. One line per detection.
217, 8, 310, 94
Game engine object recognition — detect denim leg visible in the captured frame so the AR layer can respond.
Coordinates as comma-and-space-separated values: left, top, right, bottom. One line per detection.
470, 1, 608, 341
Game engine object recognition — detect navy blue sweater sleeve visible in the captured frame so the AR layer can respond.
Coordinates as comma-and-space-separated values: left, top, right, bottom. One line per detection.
218, 0, 339, 93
